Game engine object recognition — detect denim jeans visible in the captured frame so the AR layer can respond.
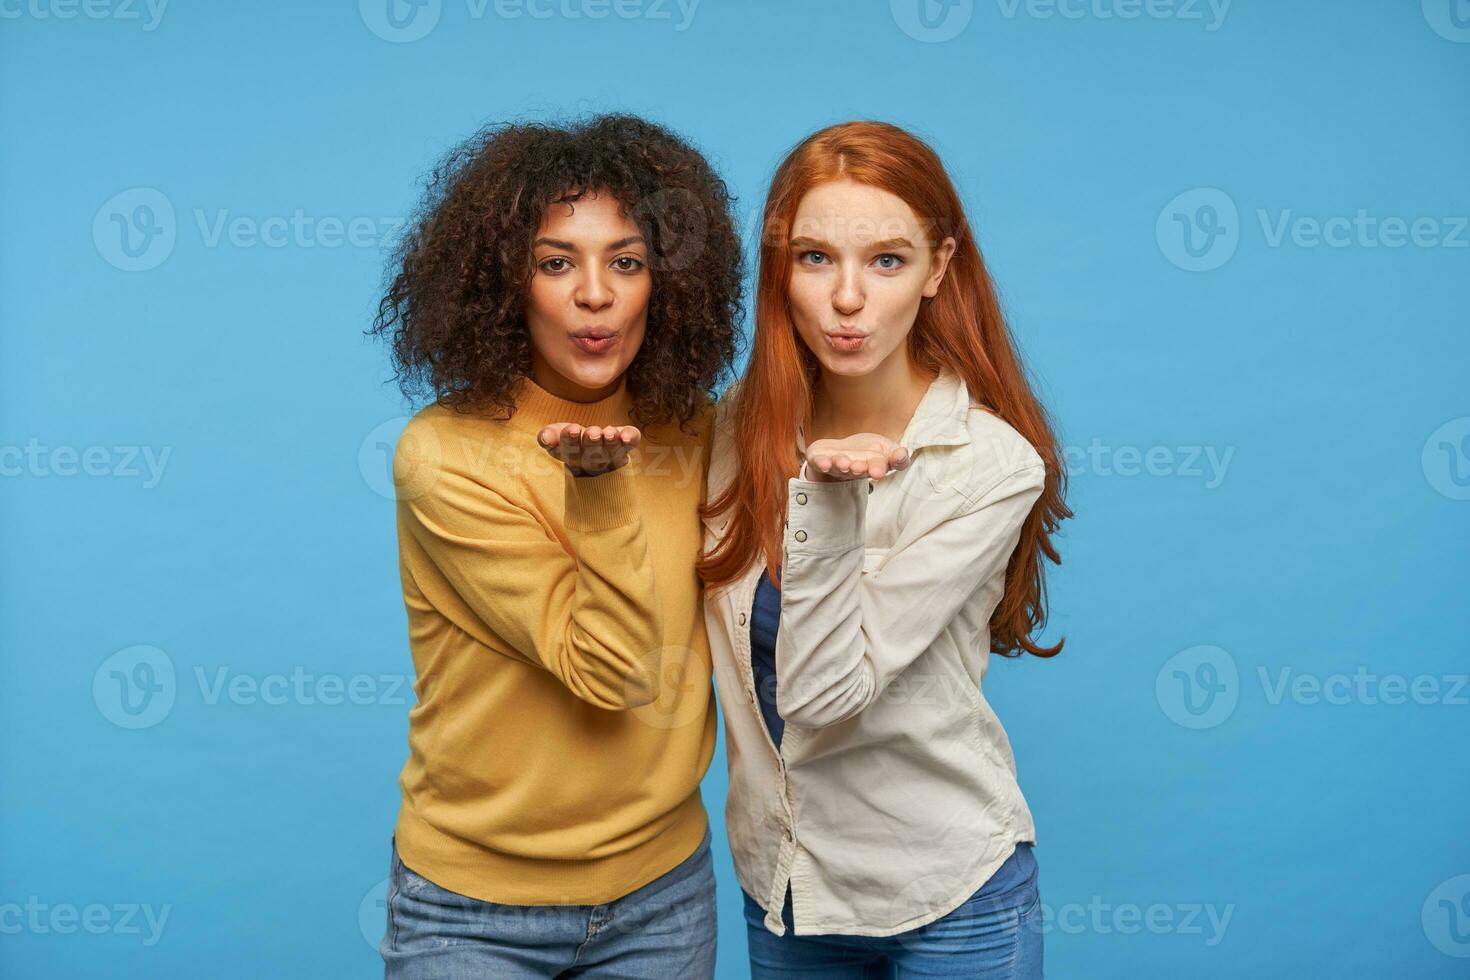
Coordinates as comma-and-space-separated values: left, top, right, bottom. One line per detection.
381, 826, 717, 979
742, 842, 1043, 979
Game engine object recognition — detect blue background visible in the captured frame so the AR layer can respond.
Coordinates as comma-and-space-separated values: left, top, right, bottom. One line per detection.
2, 0, 1467, 976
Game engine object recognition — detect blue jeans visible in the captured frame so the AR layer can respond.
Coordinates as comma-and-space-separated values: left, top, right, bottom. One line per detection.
381, 826, 717, 979
742, 842, 1043, 979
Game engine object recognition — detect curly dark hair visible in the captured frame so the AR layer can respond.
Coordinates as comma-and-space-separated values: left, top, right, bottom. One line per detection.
370, 113, 745, 433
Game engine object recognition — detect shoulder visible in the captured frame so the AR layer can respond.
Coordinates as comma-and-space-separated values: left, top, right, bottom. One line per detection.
952, 407, 1046, 503
393, 402, 524, 504
702, 379, 744, 506
708, 379, 743, 454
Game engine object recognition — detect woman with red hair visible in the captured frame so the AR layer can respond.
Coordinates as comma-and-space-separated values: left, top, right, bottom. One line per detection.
699, 121, 1070, 977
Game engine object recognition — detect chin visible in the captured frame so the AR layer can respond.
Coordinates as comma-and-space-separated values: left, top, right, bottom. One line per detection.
817, 355, 878, 376
560, 360, 626, 390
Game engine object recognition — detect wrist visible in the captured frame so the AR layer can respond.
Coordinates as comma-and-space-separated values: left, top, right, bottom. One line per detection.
570, 458, 628, 478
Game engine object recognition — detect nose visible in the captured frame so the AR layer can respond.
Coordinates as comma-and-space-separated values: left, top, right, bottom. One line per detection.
832, 263, 863, 316
574, 267, 614, 312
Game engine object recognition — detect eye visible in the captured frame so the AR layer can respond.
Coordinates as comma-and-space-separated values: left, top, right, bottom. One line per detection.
873, 254, 905, 271
798, 250, 829, 266
539, 257, 571, 274
611, 255, 645, 272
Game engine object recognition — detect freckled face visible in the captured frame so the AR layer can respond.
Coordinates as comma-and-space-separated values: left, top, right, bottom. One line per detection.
526, 190, 651, 400
785, 179, 954, 377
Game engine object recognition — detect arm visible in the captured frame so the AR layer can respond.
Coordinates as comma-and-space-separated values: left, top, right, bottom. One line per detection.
399, 456, 666, 711
775, 463, 1046, 729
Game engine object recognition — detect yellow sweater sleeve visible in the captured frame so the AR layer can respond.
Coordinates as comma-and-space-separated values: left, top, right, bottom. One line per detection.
398, 459, 666, 711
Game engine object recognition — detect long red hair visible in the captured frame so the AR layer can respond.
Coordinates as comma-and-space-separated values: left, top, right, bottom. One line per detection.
697, 121, 1071, 657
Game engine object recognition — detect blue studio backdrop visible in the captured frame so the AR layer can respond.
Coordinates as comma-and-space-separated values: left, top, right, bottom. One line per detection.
2, 1, 1467, 976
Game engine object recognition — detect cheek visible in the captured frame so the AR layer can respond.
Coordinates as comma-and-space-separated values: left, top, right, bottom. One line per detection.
624, 274, 653, 320
526, 274, 565, 326
869, 274, 926, 326
785, 276, 826, 331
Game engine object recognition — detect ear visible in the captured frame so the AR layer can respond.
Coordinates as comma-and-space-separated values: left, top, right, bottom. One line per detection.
922, 236, 957, 298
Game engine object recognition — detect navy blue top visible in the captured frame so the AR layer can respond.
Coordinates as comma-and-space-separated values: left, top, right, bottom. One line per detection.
749, 566, 785, 749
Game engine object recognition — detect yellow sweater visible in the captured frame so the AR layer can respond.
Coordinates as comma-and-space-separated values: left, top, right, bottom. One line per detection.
390, 373, 717, 905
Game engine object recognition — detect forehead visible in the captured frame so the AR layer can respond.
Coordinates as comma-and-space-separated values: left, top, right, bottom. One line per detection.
534, 191, 640, 240
791, 179, 924, 246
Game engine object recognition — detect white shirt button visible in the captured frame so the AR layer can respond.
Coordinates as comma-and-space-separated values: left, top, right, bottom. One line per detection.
794, 530, 807, 542
796, 492, 808, 505
738, 612, 746, 625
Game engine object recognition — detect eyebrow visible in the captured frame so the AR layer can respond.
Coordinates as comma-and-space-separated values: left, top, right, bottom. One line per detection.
789, 236, 916, 251
533, 235, 647, 251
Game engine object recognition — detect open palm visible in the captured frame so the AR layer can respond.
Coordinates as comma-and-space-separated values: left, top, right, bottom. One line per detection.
537, 423, 641, 477
803, 434, 911, 482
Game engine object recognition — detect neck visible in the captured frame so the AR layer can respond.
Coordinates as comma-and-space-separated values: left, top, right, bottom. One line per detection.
807, 350, 936, 444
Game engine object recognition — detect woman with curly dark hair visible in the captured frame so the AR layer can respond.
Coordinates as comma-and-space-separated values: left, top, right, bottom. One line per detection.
370, 114, 743, 979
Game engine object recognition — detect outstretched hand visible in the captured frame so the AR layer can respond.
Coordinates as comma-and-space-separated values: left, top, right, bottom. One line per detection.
537, 423, 641, 477
802, 434, 911, 482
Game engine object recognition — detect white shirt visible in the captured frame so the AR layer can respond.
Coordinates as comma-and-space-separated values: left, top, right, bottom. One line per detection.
702, 366, 1048, 937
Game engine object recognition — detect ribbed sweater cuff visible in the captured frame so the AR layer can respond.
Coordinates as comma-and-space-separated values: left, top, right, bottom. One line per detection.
564, 461, 639, 531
